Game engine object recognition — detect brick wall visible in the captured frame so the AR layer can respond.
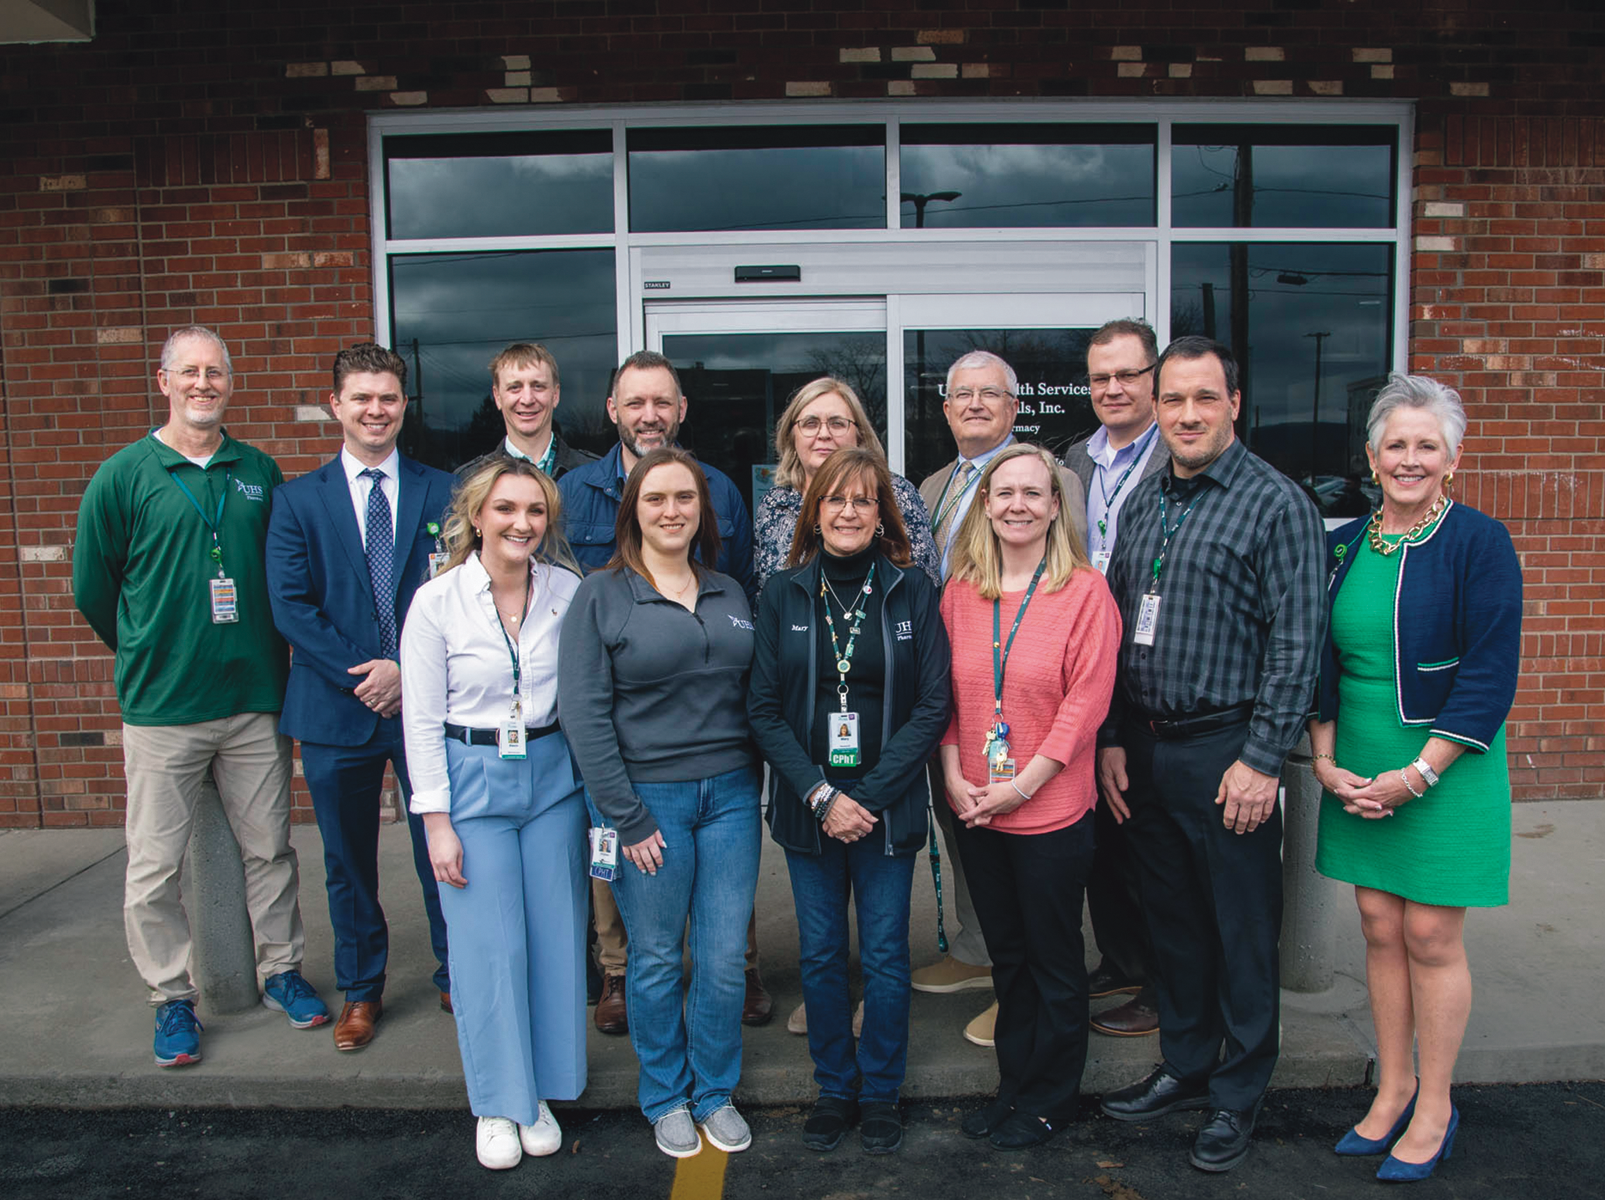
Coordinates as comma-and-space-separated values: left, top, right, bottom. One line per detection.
2, 1, 1601, 824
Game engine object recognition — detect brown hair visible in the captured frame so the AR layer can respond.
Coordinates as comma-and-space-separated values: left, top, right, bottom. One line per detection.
442, 458, 578, 574
332, 342, 408, 397
488, 342, 559, 390
787, 447, 912, 569
1088, 318, 1158, 364
607, 446, 721, 586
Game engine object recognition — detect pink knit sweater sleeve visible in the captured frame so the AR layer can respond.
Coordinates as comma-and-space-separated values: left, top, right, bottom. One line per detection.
1035, 570, 1122, 770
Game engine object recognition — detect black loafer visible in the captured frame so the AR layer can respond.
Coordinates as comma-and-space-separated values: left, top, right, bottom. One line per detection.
859, 1101, 903, 1155
989, 1111, 1062, 1150
1100, 1065, 1210, 1121
1087, 960, 1143, 999
962, 1097, 1016, 1140
1189, 1106, 1257, 1173
802, 1095, 857, 1152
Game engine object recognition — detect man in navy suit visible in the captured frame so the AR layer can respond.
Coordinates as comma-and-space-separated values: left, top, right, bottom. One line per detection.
266, 343, 454, 1051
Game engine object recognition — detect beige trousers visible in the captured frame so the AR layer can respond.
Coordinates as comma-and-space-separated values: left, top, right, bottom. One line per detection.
121, 712, 304, 1004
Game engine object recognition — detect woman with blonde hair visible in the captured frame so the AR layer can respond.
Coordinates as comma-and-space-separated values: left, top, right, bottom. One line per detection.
938, 443, 1121, 1149
400, 457, 587, 1171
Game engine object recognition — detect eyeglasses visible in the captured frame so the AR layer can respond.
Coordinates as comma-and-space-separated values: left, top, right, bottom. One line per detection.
822, 495, 879, 514
1088, 365, 1155, 390
947, 387, 1013, 404
796, 415, 857, 435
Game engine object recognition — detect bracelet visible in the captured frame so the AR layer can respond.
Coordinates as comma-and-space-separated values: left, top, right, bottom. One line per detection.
1008, 780, 1032, 803
1312, 752, 1335, 764
816, 793, 838, 825
807, 784, 836, 816
1399, 769, 1423, 799
1411, 756, 1440, 787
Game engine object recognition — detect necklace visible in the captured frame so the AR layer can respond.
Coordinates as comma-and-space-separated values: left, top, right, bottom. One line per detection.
659, 571, 696, 601
821, 562, 875, 677
1367, 494, 1447, 556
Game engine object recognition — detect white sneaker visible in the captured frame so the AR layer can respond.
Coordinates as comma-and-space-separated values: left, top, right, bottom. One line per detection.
519, 1101, 562, 1157
476, 1115, 522, 1170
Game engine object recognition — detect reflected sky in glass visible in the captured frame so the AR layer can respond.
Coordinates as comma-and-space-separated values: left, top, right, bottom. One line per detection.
387, 137, 613, 240
1171, 242, 1392, 510
389, 250, 618, 471
901, 128, 1154, 227
1172, 131, 1394, 228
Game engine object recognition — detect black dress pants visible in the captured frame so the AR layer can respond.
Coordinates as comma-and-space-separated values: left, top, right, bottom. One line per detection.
1121, 718, 1284, 1112
1086, 790, 1153, 985
953, 809, 1096, 1123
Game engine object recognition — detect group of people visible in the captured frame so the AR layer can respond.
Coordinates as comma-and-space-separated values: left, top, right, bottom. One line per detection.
73, 318, 1521, 1184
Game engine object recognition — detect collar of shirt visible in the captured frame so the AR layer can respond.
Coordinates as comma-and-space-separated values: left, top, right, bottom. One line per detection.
502, 433, 557, 475
1088, 421, 1156, 471
961, 434, 1015, 477
341, 446, 401, 545
341, 445, 400, 487
1162, 437, 1248, 497
623, 564, 725, 605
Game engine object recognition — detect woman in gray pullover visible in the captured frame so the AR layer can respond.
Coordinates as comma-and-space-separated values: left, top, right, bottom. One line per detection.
557, 447, 760, 1161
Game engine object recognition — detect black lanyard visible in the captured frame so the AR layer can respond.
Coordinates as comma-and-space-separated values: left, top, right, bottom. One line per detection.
169, 468, 232, 576
1094, 424, 1158, 549
1151, 486, 1199, 593
992, 557, 1046, 729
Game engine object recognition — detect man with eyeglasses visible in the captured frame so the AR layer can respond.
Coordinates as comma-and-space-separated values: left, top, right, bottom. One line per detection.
1062, 318, 1170, 1040
914, 350, 1086, 1048
456, 342, 597, 484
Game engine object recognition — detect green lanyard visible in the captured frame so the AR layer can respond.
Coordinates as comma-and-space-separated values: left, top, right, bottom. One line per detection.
822, 560, 876, 711
1151, 487, 1199, 593
930, 459, 983, 539
1094, 424, 1158, 549
990, 557, 1046, 735
493, 570, 531, 714
169, 468, 232, 577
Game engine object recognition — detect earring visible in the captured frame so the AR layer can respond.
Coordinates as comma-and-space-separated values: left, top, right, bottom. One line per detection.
1370, 470, 1379, 486
1443, 471, 1454, 489
472, 526, 481, 539
875, 521, 886, 538
813, 523, 822, 536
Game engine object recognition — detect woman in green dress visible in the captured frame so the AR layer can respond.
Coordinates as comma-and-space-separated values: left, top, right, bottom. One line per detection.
1308, 374, 1522, 1184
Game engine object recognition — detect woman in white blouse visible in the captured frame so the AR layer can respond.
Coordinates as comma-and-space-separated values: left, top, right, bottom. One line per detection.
400, 458, 587, 1172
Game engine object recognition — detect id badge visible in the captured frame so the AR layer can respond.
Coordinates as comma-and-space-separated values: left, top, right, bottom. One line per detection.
988, 752, 1017, 785
209, 576, 239, 624
1091, 550, 1112, 575
588, 827, 619, 882
1133, 593, 1161, 646
828, 712, 861, 769
428, 550, 451, 579
497, 718, 527, 760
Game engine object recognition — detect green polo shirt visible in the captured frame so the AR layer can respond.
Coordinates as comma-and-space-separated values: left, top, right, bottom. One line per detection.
73, 430, 290, 726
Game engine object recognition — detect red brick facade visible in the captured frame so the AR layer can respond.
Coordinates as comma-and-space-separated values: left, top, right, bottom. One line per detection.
2, 2, 1600, 825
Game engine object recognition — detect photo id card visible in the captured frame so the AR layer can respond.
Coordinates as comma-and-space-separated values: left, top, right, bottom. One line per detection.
588, 827, 619, 882
828, 711, 861, 769
209, 576, 239, 624
1133, 593, 1161, 646
1091, 550, 1112, 575
427, 550, 451, 580
497, 720, 527, 760
988, 753, 1017, 786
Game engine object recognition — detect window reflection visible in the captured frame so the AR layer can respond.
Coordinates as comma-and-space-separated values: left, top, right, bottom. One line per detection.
1171, 243, 1392, 515
900, 124, 1156, 228
385, 131, 614, 240
628, 126, 885, 232
388, 250, 617, 471
1172, 125, 1395, 228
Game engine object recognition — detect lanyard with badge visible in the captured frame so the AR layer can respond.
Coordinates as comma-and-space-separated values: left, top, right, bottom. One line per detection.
823, 560, 877, 769
493, 570, 532, 759
983, 557, 1046, 783
1090, 424, 1158, 574
425, 521, 450, 579
929, 459, 983, 542
1134, 485, 1199, 647
170, 468, 237, 624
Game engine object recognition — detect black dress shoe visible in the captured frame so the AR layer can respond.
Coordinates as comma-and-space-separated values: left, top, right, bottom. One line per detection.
962, 1097, 1015, 1140
989, 1111, 1062, 1150
802, 1095, 857, 1152
1087, 960, 1143, 999
1189, 1106, 1258, 1172
1100, 1065, 1210, 1121
859, 1102, 903, 1154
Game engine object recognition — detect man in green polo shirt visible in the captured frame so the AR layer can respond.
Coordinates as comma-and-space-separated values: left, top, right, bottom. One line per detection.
73, 325, 328, 1067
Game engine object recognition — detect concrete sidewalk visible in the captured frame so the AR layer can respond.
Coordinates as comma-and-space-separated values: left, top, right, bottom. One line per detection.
0, 801, 1599, 1111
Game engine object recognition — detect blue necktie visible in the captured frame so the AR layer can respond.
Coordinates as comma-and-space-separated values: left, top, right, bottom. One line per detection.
360, 468, 397, 657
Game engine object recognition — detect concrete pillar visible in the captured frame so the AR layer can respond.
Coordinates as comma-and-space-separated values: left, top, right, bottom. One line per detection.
1280, 732, 1344, 992
184, 777, 260, 1014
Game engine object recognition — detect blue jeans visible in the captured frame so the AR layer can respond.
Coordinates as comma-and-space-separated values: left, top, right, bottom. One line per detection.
785, 840, 917, 1104
602, 763, 762, 1123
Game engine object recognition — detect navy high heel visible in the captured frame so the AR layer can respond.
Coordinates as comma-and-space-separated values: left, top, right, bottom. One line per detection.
1334, 1081, 1419, 1156
1377, 1105, 1459, 1183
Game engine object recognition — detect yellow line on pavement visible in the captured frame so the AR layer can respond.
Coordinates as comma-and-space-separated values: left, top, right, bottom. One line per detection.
668, 1138, 727, 1200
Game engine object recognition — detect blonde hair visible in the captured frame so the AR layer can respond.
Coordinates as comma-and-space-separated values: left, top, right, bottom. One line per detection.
947, 444, 1088, 600
443, 458, 579, 575
773, 377, 886, 490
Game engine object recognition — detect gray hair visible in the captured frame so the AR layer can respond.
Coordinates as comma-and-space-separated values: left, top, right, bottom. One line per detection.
1367, 373, 1466, 459
160, 326, 233, 375
945, 350, 1019, 399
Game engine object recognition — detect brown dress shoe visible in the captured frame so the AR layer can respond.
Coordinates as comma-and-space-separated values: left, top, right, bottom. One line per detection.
439, 991, 453, 1015
594, 974, 628, 1035
1091, 988, 1159, 1037
741, 967, 774, 1027
334, 1000, 382, 1051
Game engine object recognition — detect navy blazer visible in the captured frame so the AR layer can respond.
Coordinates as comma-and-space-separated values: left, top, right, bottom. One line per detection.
267, 454, 455, 747
1316, 500, 1523, 754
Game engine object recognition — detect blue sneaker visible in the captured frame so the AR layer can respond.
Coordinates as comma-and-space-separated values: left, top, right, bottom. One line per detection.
154, 999, 203, 1067
261, 970, 331, 1028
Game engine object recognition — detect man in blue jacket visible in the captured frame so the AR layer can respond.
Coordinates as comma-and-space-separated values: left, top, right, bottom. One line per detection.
266, 343, 455, 1052
557, 349, 763, 1034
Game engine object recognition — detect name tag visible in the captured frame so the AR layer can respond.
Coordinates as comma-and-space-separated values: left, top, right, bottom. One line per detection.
498, 700, 526, 760
1133, 593, 1161, 646
828, 712, 861, 769
209, 576, 239, 624
1091, 550, 1112, 575
588, 827, 619, 882
428, 550, 451, 579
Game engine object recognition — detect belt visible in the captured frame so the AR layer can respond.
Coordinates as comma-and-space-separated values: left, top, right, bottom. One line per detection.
1134, 701, 1254, 740
444, 720, 561, 746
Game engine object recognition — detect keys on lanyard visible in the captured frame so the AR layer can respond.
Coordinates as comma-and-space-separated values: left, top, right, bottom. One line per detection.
169, 468, 237, 624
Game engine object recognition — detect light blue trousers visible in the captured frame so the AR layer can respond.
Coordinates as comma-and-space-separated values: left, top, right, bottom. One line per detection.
438, 733, 587, 1124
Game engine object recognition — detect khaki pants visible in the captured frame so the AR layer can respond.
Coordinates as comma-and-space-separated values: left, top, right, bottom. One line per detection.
122, 712, 304, 1004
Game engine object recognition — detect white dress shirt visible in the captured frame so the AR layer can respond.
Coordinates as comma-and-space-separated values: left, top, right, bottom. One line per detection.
341, 446, 400, 547
400, 553, 582, 813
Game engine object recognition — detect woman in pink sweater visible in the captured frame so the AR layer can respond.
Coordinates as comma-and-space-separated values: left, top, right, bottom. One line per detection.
939, 443, 1121, 1150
